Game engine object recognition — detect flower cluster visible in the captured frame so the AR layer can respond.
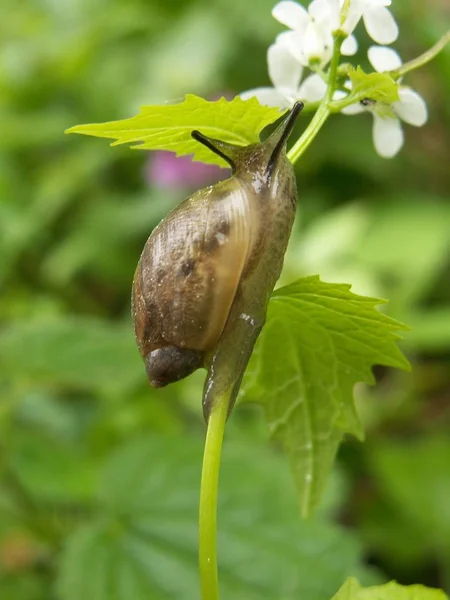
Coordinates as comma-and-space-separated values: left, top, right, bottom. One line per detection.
241, 0, 428, 158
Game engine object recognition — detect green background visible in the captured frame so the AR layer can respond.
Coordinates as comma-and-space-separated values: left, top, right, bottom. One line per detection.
1, 0, 449, 598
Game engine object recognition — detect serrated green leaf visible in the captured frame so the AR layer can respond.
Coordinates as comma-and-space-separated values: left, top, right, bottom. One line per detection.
349, 66, 400, 104
331, 577, 448, 600
58, 435, 371, 600
65, 95, 285, 167
239, 275, 410, 517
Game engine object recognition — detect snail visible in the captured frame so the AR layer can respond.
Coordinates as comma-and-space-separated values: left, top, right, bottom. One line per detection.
132, 101, 303, 419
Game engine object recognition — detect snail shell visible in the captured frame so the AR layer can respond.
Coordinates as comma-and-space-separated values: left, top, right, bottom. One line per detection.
132, 102, 302, 413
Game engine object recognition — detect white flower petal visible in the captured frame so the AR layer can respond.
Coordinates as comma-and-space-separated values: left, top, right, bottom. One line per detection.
393, 87, 428, 126
324, 0, 341, 30
368, 45, 402, 72
372, 113, 403, 158
277, 30, 309, 66
341, 34, 358, 56
342, 1, 364, 35
240, 87, 289, 108
268, 43, 303, 92
342, 102, 366, 115
363, 4, 399, 45
272, 1, 309, 31
368, 0, 393, 7
302, 22, 333, 66
303, 22, 324, 60
297, 73, 327, 102
308, 0, 332, 27
332, 90, 346, 100
275, 31, 293, 46
343, 78, 353, 91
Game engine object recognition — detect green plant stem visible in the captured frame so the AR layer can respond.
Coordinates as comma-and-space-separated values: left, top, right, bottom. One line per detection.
391, 29, 450, 79
287, 102, 330, 163
287, 35, 343, 165
301, 100, 322, 114
199, 389, 231, 600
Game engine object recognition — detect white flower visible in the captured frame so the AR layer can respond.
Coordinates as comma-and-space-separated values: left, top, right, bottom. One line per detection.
328, 0, 399, 44
367, 44, 402, 71
320, 0, 360, 37
350, 0, 399, 45
240, 42, 327, 108
273, 0, 398, 54
343, 46, 428, 158
272, 0, 357, 69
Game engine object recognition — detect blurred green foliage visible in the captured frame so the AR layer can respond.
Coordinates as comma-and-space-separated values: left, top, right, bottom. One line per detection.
0, 0, 449, 598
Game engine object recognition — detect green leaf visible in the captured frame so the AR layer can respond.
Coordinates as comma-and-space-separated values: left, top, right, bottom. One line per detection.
58, 435, 371, 600
331, 577, 448, 600
369, 436, 450, 553
239, 275, 410, 517
0, 317, 142, 395
349, 66, 400, 104
65, 95, 285, 167
8, 431, 98, 504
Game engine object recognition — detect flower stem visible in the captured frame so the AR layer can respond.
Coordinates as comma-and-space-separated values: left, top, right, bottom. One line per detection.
287, 102, 330, 163
199, 388, 231, 600
287, 35, 343, 165
301, 100, 322, 114
391, 29, 450, 79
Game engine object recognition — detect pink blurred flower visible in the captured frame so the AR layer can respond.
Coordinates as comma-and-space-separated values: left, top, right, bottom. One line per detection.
146, 152, 230, 191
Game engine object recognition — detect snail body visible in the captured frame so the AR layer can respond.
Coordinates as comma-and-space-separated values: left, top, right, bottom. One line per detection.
132, 102, 302, 414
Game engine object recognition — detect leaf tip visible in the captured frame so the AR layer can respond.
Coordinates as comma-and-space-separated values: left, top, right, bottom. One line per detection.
398, 354, 412, 372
